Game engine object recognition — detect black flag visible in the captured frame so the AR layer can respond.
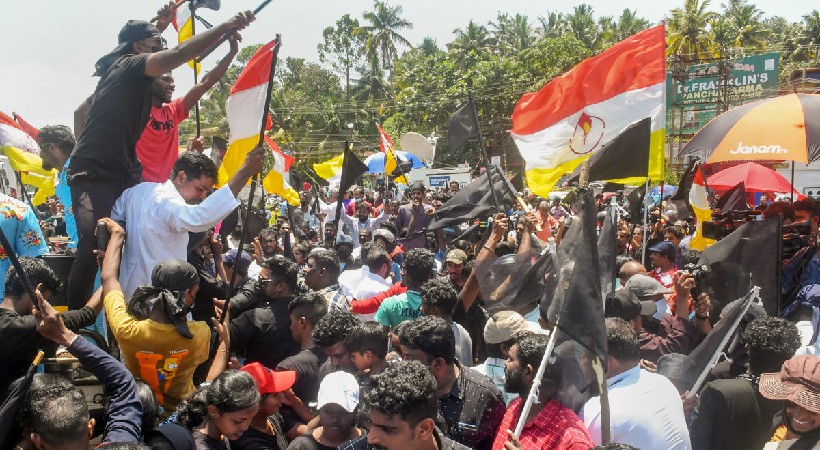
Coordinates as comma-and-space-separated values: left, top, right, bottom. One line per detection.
627, 184, 646, 224
714, 182, 749, 211
669, 159, 699, 222
541, 189, 607, 412
428, 165, 516, 230
335, 143, 368, 222
598, 206, 617, 299
568, 118, 651, 183
474, 250, 555, 316
447, 103, 475, 152
696, 218, 781, 317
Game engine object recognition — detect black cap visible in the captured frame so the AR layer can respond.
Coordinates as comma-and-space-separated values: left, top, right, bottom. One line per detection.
94, 20, 160, 76
605, 287, 656, 321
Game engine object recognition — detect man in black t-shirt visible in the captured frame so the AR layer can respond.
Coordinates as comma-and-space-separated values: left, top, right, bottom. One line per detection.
277, 291, 329, 404
65, 11, 255, 310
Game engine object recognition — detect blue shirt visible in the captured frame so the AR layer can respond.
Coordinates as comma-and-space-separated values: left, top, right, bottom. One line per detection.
0, 194, 49, 297
802, 254, 820, 287
56, 157, 77, 249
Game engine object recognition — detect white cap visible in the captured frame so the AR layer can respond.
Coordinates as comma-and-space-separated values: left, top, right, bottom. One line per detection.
317, 371, 359, 413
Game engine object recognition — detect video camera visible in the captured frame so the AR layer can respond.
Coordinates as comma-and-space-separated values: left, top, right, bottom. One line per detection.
683, 262, 712, 299
783, 221, 812, 260
701, 210, 762, 240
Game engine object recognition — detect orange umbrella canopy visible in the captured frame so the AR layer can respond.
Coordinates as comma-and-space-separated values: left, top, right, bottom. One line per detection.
679, 94, 820, 165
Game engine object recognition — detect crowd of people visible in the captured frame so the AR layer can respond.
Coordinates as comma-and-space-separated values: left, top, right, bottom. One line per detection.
3, 3, 820, 450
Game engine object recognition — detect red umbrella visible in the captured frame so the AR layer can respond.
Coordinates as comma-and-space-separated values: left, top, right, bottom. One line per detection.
706, 162, 796, 193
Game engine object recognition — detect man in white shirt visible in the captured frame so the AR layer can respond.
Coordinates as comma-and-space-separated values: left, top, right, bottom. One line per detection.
339, 245, 392, 321
582, 317, 691, 450
112, 148, 264, 298
340, 202, 390, 246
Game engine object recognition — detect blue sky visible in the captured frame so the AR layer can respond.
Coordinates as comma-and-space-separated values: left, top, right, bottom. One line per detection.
0, 0, 809, 128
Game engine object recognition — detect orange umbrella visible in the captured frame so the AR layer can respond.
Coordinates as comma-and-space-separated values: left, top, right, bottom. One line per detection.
679, 94, 820, 164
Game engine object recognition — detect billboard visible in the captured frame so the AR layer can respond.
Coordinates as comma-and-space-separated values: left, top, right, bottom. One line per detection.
667, 53, 780, 134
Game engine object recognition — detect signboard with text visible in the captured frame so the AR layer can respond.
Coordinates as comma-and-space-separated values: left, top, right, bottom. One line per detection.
667, 53, 780, 134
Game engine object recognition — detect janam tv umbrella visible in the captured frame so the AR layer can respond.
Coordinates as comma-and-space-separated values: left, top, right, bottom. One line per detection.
679, 93, 820, 165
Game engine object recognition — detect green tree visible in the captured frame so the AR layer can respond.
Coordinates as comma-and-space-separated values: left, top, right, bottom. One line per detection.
317, 14, 366, 100
667, 0, 719, 62
566, 4, 600, 50
538, 12, 569, 39
489, 13, 535, 56
615, 9, 651, 41
356, 0, 413, 72
722, 0, 768, 49
418, 37, 441, 56
448, 20, 495, 69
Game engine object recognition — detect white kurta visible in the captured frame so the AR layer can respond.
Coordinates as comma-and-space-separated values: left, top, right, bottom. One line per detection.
112, 180, 240, 298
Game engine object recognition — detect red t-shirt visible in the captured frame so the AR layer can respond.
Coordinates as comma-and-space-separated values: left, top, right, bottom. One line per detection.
136, 97, 188, 182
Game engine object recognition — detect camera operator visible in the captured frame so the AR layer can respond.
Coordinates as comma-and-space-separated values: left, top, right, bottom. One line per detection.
782, 198, 820, 306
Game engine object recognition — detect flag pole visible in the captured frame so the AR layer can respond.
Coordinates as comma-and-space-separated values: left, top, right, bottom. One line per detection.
687, 286, 759, 398
335, 141, 350, 225
213, 36, 281, 348
468, 91, 501, 213
513, 315, 559, 437
642, 176, 650, 266
191, 5, 201, 137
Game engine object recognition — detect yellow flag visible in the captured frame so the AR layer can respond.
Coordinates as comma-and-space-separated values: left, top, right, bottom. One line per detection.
2, 146, 57, 205
313, 153, 344, 180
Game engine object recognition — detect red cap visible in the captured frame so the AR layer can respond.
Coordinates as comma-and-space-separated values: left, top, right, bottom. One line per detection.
241, 363, 296, 395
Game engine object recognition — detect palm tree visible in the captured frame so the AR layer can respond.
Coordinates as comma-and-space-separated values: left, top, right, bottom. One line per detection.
615, 9, 651, 41
667, 0, 720, 62
489, 13, 535, 56
566, 4, 599, 50
538, 12, 569, 39
722, 0, 768, 50
448, 20, 495, 69
356, 0, 413, 72
418, 37, 440, 56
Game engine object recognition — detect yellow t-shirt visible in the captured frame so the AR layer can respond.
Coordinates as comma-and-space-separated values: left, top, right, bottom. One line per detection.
104, 290, 210, 412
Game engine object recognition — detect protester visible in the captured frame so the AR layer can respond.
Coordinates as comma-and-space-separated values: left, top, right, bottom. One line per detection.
760, 355, 820, 448
112, 149, 264, 298
339, 245, 392, 321
341, 360, 471, 450
37, 125, 78, 252
231, 363, 307, 449
0, 194, 49, 300
492, 333, 594, 450
175, 370, 261, 449
474, 311, 538, 404
304, 248, 345, 309
66, 10, 256, 313
648, 241, 678, 290
581, 318, 691, 449
345, 320, 390, 384
287, 371, 363, 449
278, 291, 329, 404
313, 308, 361, 376
230, 255, 300, 369
0, 257, 101, 394
690, 317, 801, 450
395, 181, 434, 251
420, 277, 474, 366
399, 315, 505, 450
375, 248, 436, 329
100, 217, 210, 413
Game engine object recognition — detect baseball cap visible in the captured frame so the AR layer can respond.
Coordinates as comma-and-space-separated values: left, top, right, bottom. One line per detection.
335, 234, 354, 247
224, 249, 252, 274
648, 241, 676, 261
625, 274, 672, 299
316, 371, 359, 413
446, 249, 468, 265
605, 287, 656, 320
484, 311, 543, 344
241, 363, 296, 396
95, 20, 161, 76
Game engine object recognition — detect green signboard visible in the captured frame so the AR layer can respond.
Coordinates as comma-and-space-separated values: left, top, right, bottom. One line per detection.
666, 53, 780, 134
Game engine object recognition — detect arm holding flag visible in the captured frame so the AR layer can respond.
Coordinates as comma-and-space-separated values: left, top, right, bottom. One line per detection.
183, 33, 240, 113
145, 11, 254, 77
153, 1, 176, 33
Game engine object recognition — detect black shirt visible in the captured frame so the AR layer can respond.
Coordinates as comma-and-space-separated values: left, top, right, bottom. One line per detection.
230, 415, 296, 450
276, 346, 328, 404
69, 53, 154, 184
0, 306, 96, 396
339, 428, 470, 450
230, 295, 299, 369
193, 430, 229, 450
286, 433, 336, 450
438, 360, 506, 450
